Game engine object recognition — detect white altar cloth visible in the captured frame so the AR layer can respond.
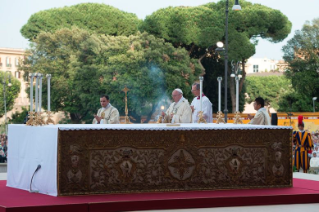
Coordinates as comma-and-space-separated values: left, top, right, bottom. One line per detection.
7, 124, 292, 196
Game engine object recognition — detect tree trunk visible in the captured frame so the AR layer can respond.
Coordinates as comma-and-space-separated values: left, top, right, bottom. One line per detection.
239, 59, 246, 93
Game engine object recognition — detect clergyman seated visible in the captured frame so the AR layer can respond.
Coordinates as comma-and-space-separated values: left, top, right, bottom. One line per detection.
247, 97, 271, 125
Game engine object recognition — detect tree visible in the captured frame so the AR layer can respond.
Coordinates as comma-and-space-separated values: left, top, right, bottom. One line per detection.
0, 72, 21, 118
9, 107, 28, 124
282, 18, 319, 112
21, 3, 141, 40
140, 0, 292, 112
21, 27, 202, 123
245, 76, 292, 111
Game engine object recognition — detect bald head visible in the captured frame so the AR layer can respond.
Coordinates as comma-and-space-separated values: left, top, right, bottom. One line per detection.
172, 88, 183, 103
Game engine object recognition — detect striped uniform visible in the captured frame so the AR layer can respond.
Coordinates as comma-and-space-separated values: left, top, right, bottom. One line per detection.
293, 131, 313, 173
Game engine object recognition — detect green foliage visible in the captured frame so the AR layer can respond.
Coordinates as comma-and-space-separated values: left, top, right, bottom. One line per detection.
245, 76, 292, 110
282, 18, 319, 112
9, 107, 28, 124
21, 27, 202, 123
21, 3, 141, 40
0, 72, 21, 118
140, 0, 292, 110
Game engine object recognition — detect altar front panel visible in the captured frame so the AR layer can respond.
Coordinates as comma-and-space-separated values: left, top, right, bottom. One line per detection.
58, 127, 292, 196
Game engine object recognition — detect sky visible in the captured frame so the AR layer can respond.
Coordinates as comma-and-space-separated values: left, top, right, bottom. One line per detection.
0, 0, 319, 60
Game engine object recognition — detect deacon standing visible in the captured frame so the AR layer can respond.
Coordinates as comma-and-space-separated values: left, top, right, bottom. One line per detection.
247, 97, 271, 125
190, 82, 213, 123
293, 116, 313, 173
93, 95, 120, 124
161, 89, 192, 123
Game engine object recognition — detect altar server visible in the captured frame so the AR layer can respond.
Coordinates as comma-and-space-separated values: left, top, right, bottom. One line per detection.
310, 152, 319, 167
293, 116, 313, 173
190, 82, 212, 123
161, 89, 192, 123
247, 97, 271, 125
93, 95, 120, 124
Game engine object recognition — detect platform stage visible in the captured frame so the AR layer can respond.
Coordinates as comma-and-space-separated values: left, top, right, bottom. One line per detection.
1, 178, 319, 212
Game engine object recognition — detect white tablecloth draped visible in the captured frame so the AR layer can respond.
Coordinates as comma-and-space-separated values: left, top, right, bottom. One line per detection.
6, 123, 291, 196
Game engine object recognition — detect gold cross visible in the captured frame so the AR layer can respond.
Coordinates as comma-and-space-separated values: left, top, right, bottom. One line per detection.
122, 86, 130, 94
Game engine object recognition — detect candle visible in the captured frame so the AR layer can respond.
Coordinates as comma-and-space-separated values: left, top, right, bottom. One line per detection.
217, 77, 222, 112
29, 73, 34, 112
46, 74, 51, 111
35, 73, 39, 112
39, 74, 42, 112
199, 76, 203, 112
235, 76, 239, 112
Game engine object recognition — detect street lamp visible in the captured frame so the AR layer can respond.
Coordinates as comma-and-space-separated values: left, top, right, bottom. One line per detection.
2, 71, 12, 134
217, 0, 241, 123
313, 97, 317, 112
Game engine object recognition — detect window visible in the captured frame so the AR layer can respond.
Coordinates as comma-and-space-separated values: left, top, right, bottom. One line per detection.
0, 57, 2, 66
15, 71, 20, 79
15, 58, 19, 66
6, 57, 11, 67
253, 65, 259, 73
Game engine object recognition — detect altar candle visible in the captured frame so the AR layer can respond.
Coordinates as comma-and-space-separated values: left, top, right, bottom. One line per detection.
199, 76, 203, 111
29, 73, 34, 112
235, 76, 239, 112
217, 77, 222, 112
35, 73, 39, 112
39, 74, 42, 112
47, 74, 51, 111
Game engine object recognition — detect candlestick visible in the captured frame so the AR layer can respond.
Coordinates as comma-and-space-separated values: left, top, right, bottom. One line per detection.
35, 73, 39, 112
29, 73, 34, 112
46, 74, 51, 111
235, 76, 239, 112
199, 76, 203, 112
39, 74, 43, 112
217, 77, 222, 112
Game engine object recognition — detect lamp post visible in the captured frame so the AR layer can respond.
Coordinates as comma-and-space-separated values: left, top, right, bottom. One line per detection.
2, 71, 12, 134
313, 97, 317, 112
217, 0, 241, 123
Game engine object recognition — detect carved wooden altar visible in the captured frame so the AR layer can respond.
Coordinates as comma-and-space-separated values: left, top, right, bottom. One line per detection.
57, 125, 292, 196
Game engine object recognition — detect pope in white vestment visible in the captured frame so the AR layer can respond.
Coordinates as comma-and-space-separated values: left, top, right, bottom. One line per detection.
248, 97, 271, 125
162, 89, 192, 123
93, 95, 120, 124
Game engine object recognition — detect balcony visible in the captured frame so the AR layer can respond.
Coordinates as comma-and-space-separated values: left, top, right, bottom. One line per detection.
6, 64, 12, 68
0, 63, 2, 67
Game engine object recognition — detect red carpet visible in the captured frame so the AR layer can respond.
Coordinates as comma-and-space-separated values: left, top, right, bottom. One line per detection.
1, 179, 319, 212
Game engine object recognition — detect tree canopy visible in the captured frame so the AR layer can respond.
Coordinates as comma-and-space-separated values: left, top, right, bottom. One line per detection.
0, 72, 21, 118
21, 27, 202, 123
21, 3, 141, 40
245, 75, 292, 111
282, 18, 319, 112
141, 0, 292, 112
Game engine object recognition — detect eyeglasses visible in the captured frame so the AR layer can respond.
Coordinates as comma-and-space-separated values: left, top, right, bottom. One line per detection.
172, 94, 182, 97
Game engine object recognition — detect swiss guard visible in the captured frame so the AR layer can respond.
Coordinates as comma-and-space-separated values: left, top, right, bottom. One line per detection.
293, 116, 313, 173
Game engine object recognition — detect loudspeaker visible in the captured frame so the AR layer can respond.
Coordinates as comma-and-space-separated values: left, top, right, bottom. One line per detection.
271, 113, 278, 126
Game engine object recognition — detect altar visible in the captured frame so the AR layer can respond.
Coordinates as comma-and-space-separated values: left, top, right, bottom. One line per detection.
7, 124, 292, 196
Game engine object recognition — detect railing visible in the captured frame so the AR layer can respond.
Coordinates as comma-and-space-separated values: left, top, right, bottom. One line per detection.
6, 64, 12, 68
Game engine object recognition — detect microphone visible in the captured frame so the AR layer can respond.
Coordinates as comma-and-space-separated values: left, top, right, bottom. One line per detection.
30, 164, 41, 193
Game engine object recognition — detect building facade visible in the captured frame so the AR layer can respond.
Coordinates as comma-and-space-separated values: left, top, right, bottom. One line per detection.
0, 48, 29, 122
245, 57, 288, 74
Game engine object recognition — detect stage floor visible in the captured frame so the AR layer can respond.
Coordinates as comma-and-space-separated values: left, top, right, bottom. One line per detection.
1, 174, 319, 212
